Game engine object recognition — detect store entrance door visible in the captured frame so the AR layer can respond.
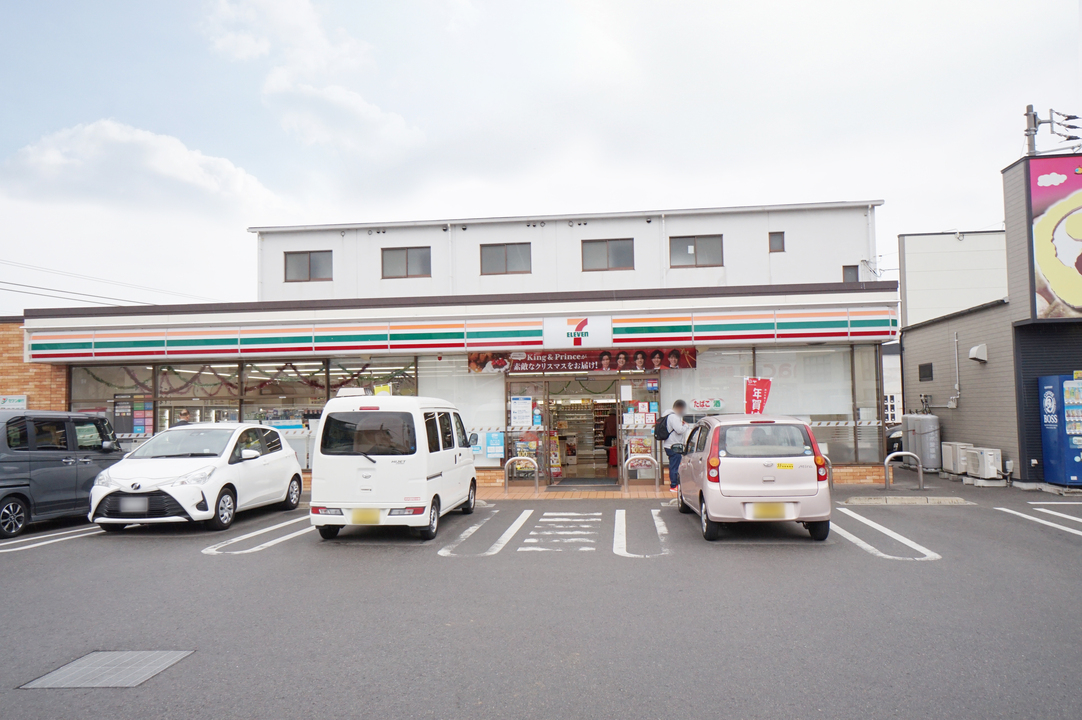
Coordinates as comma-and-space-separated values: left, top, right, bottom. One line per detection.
547, 380, 619, 485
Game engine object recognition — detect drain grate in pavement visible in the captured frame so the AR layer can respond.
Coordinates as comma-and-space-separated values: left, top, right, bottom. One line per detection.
22, 651, 193, 689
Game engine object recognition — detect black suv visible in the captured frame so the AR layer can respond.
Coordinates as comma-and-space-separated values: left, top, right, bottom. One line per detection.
0, 411, 123, 538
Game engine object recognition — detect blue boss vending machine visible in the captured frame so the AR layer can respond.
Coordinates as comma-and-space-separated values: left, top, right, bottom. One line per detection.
1039, 374, 1082, 487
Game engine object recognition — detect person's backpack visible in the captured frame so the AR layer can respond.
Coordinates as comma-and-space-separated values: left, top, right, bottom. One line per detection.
653, 412, 672, 442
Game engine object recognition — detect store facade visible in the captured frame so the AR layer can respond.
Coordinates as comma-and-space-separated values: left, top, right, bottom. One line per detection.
23, 283, 897, 481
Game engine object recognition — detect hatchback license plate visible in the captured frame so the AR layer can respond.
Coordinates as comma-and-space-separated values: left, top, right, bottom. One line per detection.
351, 508, 381, 525
750, 502, 787, 519
119, 496, 149, 514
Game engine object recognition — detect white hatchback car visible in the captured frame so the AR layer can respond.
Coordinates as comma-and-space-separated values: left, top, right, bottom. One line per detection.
89, 423, 303, 531
675, 415, 832, 541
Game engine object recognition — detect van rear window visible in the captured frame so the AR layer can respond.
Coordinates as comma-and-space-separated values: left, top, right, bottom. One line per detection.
719, 424, 812, 458
321, 412, 417, 456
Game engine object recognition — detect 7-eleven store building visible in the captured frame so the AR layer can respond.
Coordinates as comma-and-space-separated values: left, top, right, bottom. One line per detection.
20, 283, 897, 487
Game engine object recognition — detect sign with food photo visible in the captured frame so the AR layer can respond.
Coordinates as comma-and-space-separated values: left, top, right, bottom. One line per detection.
1030, 155, 1082, 319
467, 348, 696, 373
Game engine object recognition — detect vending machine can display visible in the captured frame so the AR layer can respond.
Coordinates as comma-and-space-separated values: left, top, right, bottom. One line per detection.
1038, 375, 1082, 487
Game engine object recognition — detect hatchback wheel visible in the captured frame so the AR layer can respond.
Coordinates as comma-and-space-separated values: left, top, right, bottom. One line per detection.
282, 476, 302, 511
700, 499, 720, 541
676, 490, 692, 514
807, 520, 830, 542
318, 525, 340, 540
461, 482, 476, 514
418, 499, 440, 540
0, 497, 27, 538
207, 488, 236, 531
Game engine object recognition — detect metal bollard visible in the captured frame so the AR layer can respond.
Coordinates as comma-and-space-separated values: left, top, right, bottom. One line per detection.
622, 454, 661, 494
883, 451, 925, 491
503, 457, 540, 496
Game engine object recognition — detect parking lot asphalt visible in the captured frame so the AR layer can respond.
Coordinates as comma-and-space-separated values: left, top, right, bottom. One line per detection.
2, 474, 1082, 719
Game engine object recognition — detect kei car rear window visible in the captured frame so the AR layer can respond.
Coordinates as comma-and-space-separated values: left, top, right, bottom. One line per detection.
321, 412, 417, 456
718, 424, 812, 458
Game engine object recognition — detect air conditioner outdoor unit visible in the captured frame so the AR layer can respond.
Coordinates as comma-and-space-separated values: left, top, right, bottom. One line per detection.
942, 442, 974, 474
965, 448, 1002, 480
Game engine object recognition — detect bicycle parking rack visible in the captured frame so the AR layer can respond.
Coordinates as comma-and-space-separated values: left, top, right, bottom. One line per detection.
622, 454, 661, 494
504, 456, 540, 496
884, 451, 925, 491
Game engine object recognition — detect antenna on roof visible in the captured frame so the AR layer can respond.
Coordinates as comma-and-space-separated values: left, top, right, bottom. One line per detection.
1024, 105, 1082, 156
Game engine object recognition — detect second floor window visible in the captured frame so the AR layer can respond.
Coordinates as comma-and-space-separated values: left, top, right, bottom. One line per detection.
582, 238, 634, 271
670, 235, 723, 267
769, 231, 785, 253
382, 247, 432, 278
843, 265, 860, 283
284, 251, 332, 282
481, 243, 532, 275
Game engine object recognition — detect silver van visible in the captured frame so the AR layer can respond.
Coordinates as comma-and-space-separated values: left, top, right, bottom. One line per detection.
0, 410, 122, 537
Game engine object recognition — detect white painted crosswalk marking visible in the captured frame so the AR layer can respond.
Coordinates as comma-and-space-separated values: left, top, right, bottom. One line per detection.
517, 511, 598, 552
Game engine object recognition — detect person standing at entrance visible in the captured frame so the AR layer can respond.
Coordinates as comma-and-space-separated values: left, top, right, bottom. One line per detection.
172, 409, 192, 427
662, 400, 688, 491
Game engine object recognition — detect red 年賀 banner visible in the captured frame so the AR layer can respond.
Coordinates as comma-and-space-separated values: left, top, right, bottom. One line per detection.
744, 377, 772, 414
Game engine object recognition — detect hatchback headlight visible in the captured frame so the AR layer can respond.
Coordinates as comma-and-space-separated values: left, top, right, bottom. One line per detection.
168, 466, 216, 487
94, 468, 119, 488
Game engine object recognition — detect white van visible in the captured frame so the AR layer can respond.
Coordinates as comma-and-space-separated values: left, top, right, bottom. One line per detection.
310, 392, 478, 540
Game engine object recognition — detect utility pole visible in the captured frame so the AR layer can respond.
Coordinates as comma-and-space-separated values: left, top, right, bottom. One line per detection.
1024, 104, 1081, 156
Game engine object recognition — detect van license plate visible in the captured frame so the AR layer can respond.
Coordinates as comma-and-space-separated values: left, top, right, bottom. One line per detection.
120, 496, 149, 514
351, 508, 380, 525
750, 502, 786, 519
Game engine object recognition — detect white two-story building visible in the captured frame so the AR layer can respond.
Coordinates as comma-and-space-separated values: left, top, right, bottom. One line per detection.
21, 200, 896, 484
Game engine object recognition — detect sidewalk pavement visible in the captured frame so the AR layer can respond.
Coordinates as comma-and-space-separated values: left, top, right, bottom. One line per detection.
478, 486, 673, 501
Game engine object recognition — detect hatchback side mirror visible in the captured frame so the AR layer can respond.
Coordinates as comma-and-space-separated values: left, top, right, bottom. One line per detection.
468, 432, 478, 446
241, 448, 260, 461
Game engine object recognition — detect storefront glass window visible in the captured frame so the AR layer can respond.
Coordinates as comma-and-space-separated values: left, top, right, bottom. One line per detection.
417, 356, 504, 467
71, 365, 155, 432
241, 361, 328, 426
330, 357, 418, 397
756, 346, 856, 463
157, 364, 241, 429
660, 349, 752, 417
853, 344, 882, 463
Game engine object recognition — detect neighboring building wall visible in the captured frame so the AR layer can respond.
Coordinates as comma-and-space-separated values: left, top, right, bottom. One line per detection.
0, 321, 67, 410
255, 203, 880, 303
901, 302, 1019, 468
898, 230, 1007, 326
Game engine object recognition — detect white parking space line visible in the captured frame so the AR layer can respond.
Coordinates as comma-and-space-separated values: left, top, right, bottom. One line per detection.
483, 510, 533, 556
1034, 508, 1082, 524
0, 528, 103, 553
1027, 501, 1082, 504
0, 526, 98, 548
832, 508, 941, 561
201, 516, 311, 556
613, 509, 671, 558
438, 511, 499, 557
996, 507, 1082, 538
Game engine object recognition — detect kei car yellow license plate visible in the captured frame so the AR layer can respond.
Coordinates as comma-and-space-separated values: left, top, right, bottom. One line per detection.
351, 508, 381, 525
750, 502, 787, 519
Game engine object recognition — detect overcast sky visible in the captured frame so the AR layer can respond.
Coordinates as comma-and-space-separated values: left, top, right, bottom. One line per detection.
0, 0, 1078, 314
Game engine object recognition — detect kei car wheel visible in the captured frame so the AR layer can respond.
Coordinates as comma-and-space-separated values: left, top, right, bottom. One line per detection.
418, 499, 440, 540
207, 488, 236, 531
461, 482, 476, 514
282, 476, 302, 511
318, 525, 340, 540
676, 490, 692, 514
807, 520, 830, 542
0, 497, 27, 538
700, 499, 720, 541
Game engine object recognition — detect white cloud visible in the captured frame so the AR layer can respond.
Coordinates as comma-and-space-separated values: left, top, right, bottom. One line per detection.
204, 0, 421, 157
1038, 172, 1068, 187
0, 120, 278, 212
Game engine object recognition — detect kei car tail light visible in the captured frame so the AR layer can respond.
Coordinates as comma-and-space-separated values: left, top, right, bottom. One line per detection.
814, 455, 828, 481
707, 428, 721, 482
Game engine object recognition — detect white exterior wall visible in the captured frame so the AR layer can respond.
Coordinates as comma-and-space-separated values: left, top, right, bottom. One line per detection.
898, 231, 1008, 327
255, 203, 879, 302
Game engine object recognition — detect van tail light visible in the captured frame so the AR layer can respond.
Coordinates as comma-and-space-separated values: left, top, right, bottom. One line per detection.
805, 424, 828, 482
311, 506, 344, 515
388, 507, 426, 516
707, 428, 721, 482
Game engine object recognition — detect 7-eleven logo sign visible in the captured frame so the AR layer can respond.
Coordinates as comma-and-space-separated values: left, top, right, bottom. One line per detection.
566, 318, 589, 346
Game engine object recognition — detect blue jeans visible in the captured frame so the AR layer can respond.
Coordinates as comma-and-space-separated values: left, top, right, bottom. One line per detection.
666, 448, 681, 488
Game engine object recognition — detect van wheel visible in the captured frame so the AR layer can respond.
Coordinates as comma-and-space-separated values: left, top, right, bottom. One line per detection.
807, 520, 830, 541
418, 499, 440, 540
700, 499, 720, 541
676, 491, 692, 514
281, 476, 302, 511
461, 482, 476, 514
206, 488, 236, 531
318, 526, 340, 540
0, 497, 27, 538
